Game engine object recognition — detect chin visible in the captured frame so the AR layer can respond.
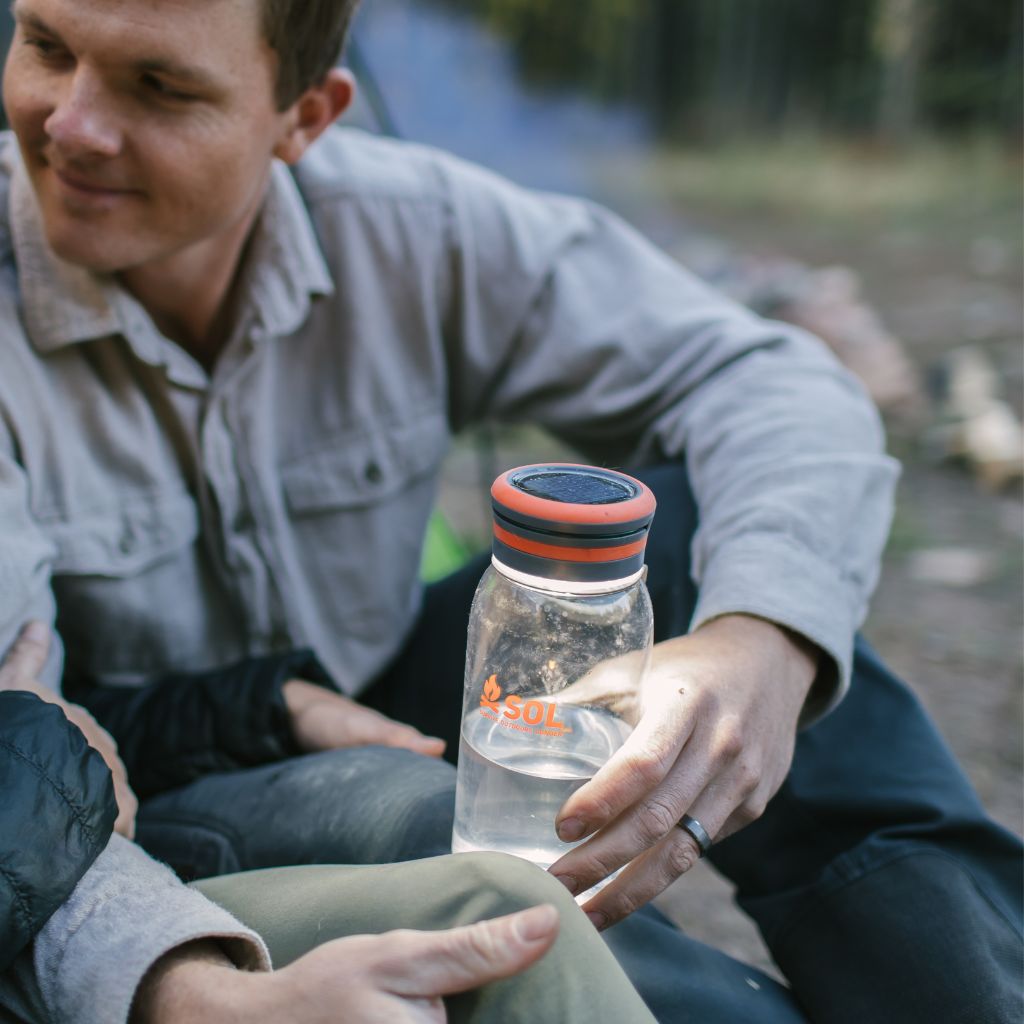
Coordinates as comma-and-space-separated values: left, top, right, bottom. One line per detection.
45, 223, 142, 275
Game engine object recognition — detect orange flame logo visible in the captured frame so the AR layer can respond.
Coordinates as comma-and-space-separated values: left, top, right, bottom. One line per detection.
480, 674, 501, 711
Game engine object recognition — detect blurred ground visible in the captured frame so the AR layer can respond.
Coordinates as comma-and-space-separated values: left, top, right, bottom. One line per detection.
434, 141, 1023, 979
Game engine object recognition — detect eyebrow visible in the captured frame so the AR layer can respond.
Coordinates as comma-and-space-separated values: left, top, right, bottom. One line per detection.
11, 5, 59, 37
11, 2, 220, 92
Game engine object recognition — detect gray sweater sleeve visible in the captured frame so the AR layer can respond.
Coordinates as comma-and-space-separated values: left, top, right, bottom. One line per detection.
32, 835, 270, 1024
435, 155, 899, 720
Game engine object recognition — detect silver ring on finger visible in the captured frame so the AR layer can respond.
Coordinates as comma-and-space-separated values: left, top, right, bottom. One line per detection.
677, 814, 712, 857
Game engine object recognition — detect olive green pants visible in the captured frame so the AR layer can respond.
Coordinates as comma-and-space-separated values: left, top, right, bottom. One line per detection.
196, 852, 656, 1024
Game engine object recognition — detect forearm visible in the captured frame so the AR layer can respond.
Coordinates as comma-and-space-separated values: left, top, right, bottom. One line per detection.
666, 323, 899, 718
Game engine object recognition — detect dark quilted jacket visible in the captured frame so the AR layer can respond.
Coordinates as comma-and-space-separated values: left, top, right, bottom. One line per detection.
0, 691, 117, 971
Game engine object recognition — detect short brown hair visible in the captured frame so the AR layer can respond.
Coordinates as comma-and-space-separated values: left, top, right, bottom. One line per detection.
260, 0, 362, 110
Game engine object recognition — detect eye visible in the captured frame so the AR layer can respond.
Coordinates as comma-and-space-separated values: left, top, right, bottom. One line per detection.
140, 73, 196, 103
23, 35, 68, 63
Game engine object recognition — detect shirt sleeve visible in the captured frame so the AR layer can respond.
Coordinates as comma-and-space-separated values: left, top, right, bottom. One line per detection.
32, 834, 270, 1024
436, 155, 900, 720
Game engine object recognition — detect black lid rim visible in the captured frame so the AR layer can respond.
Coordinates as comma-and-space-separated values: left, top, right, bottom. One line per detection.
493, 510, 651, 549
492, 499, 654, 539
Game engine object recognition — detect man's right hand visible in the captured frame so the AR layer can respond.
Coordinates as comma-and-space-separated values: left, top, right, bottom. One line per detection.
0, 621, 139, 840
134, 903, 560, 1023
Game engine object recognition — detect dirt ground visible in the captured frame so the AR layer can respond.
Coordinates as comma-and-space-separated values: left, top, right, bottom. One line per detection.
435, 179, 1023, 979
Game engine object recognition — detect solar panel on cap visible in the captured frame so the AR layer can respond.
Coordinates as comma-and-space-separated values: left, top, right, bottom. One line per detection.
515, 470, 635, 505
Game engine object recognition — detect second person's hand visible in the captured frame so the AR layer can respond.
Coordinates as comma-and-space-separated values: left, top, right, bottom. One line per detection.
134, 903, 561, 1024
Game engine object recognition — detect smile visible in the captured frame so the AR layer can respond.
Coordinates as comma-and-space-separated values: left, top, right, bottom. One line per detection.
52, 166, 137, 201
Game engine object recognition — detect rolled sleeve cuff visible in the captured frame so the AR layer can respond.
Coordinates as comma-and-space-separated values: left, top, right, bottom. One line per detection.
689, 535, 857, 726
35, 835, 270, 1024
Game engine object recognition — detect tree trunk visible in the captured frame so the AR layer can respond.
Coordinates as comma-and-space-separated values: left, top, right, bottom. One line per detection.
875, 0, 930, 142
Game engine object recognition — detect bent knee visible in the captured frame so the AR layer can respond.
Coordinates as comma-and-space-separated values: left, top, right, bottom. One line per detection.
452, 852, 579, 915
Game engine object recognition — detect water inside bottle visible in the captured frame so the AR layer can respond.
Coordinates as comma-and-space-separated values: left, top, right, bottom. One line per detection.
452, 704, 631, 889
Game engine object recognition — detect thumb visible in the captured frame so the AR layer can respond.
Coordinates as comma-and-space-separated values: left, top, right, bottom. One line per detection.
382, 904, 560, 998
0, 621, 52, 690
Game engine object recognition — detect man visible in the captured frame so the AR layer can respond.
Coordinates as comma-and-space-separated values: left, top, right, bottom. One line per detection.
0, 0, 1019, 1021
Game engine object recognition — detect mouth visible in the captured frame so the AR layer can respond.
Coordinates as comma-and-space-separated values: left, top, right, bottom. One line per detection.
50, 164, 137, 199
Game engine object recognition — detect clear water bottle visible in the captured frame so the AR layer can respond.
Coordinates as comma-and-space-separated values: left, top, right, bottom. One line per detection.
452, 464, 656, 876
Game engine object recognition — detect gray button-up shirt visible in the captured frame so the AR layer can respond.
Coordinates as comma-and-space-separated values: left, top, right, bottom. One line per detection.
0, 126, 898, 720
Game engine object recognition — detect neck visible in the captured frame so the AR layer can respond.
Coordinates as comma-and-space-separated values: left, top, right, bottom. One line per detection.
118, 180, 268, 371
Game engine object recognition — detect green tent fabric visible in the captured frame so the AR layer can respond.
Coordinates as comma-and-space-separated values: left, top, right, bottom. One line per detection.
420, 510, 475, 582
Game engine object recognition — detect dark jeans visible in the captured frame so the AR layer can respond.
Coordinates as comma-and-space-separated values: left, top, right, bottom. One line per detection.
137, 466, 1023, 1024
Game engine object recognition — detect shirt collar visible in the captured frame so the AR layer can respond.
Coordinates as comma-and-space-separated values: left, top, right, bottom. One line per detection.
236, 159, 335, 340
9, 149, 334, 357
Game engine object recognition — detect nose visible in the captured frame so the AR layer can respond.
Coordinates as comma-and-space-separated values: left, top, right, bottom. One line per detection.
43, 66, 122, 160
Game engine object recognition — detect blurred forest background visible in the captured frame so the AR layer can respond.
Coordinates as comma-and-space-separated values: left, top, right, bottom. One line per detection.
443, 0, 1021, 142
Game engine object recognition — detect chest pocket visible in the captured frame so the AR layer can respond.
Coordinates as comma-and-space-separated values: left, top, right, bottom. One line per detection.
277, 410, 450, 648
42, 493, 231, 684
280, 410, 450, 514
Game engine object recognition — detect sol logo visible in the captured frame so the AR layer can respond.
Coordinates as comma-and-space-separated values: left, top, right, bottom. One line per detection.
480, 674, 502, 711
478, 674, 571, 737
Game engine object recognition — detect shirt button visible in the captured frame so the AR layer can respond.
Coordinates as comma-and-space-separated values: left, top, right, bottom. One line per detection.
364, 460, 383, 484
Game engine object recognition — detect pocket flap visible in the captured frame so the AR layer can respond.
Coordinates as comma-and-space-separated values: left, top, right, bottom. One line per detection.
281, 411, 449, 513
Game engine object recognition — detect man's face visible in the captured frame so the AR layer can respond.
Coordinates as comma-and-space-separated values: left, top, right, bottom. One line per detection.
3, 0, 291, 274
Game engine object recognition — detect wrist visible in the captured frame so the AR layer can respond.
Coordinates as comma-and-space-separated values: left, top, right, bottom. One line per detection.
281, 677, 324, 713
696, 613, 819, 696
130, 940, 269, 1024
282, 678, 339, 752
282, 678, 331, 730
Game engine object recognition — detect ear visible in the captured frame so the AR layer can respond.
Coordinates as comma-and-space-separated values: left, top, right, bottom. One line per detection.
273, 68, 356, 165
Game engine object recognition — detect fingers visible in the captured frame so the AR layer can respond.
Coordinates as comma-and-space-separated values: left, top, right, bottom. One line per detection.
285, 681, 447, 757
717, 786, 773, 842
554, 693, 696, 844
59, 701, 140, 839
368, 714, 447, 758
551, 650, 647, 722
550, 737, 715, 894
376, 904, 560, 998
112, 771, 139, 840
551, 732, 775, 922
571, 768, 775, 929
343, 701, 446, 757
0, 621, 51, 689
579, 828, 704, 931
576, 787, 732, 930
